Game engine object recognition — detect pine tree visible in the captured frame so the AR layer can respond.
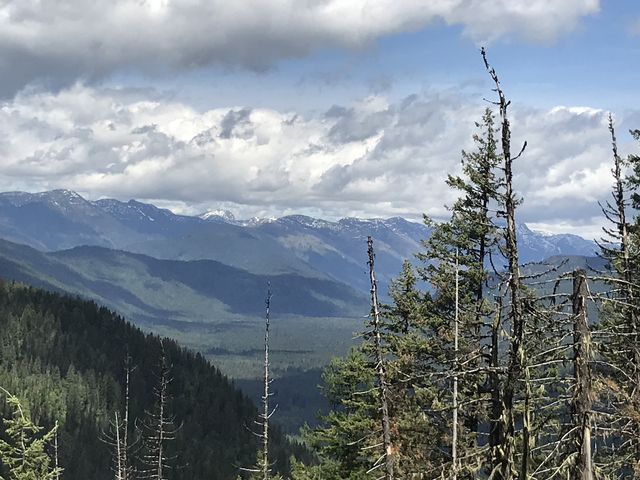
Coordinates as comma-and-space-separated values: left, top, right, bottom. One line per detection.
298, 350, 379, 480
625, 127, 640, 211
381, 260, 434, 476
296, 241, 424, 479
386, 260, 420, 336
0, 388, 63, 480
414, 105, 503, 477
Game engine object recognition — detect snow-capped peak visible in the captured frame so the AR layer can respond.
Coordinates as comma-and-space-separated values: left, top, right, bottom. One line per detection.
200, 210, 236, 222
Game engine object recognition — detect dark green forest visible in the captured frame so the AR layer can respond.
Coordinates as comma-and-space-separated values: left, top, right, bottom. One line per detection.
0, 282, 305, 479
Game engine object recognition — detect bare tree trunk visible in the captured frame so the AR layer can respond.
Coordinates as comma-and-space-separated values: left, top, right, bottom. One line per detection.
156, 363, 166, 480
102, 354, 134, 480
140, 343, 178, 480
54, 420, 61, 480
114, 412, 123, 480
481, 47, 528, 480
122, 354, 131, 480
571, 269, 593, 480
367, 236, 395, 480
489, 296, 503, 474
262, 286, 272, 480
452, 249, 459, 480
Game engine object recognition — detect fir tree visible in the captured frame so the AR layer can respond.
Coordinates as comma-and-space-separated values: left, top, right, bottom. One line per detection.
0, 388, 63, 480
415, 106, 503, 477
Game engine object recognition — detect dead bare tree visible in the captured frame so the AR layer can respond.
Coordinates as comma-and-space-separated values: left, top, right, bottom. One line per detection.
259, 285, 275, 480
481, 46, 529, 480
238, 286, 279, 480
489, 294, 504, 470
54, 420, 61, 480
139, 342, 179, 480
367, 236, 395, 480
102, 353, 136, 480
451, 249, 460, 480
122, 354, 133, 480
571, 269, 594, 480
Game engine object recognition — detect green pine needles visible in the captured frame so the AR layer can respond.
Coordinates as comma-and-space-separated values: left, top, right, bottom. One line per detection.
0, 388, 62, 480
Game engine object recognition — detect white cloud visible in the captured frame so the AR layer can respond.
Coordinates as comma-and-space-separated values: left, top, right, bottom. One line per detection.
442, 0, 600, 43
0, 82, 634, 239
0, 0, 600, 94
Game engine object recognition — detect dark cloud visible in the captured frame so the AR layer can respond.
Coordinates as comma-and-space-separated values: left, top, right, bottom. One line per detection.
326, 100, 392, 144
0, 0, 600, 96
219, 108, 253, 139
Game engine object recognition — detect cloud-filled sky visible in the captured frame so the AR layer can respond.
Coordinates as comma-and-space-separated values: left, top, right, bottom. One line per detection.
0, 0, 638, 239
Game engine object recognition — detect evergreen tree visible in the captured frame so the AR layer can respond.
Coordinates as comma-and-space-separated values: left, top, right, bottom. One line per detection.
0, 388, 62, 480
416, 106, 503, 477
297, 350, 379, 479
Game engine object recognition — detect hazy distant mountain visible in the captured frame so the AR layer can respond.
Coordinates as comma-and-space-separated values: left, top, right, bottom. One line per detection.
516, 224, 598, 265
0, 190, 320, 277
230, 215, 597, 294
0, 237, 366, 322
245, 215, 428, 294
0, 190, 598, 296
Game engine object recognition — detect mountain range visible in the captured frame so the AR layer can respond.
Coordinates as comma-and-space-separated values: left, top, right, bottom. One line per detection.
0, 189, 598, 296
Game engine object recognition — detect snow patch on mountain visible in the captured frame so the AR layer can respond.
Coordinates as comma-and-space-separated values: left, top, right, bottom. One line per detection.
200, 209, 236, 222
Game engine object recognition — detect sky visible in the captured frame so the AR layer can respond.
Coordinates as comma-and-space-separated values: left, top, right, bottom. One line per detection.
0, 0, 638, 240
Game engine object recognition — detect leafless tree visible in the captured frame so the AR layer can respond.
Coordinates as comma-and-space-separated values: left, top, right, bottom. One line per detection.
102, 353, 137, 480
139, 343, 179, 480
570, 270, 594, 480
367, 236, 395, 480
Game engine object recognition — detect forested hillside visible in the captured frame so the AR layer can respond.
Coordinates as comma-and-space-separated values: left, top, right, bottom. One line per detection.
0, 282, 304, 479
